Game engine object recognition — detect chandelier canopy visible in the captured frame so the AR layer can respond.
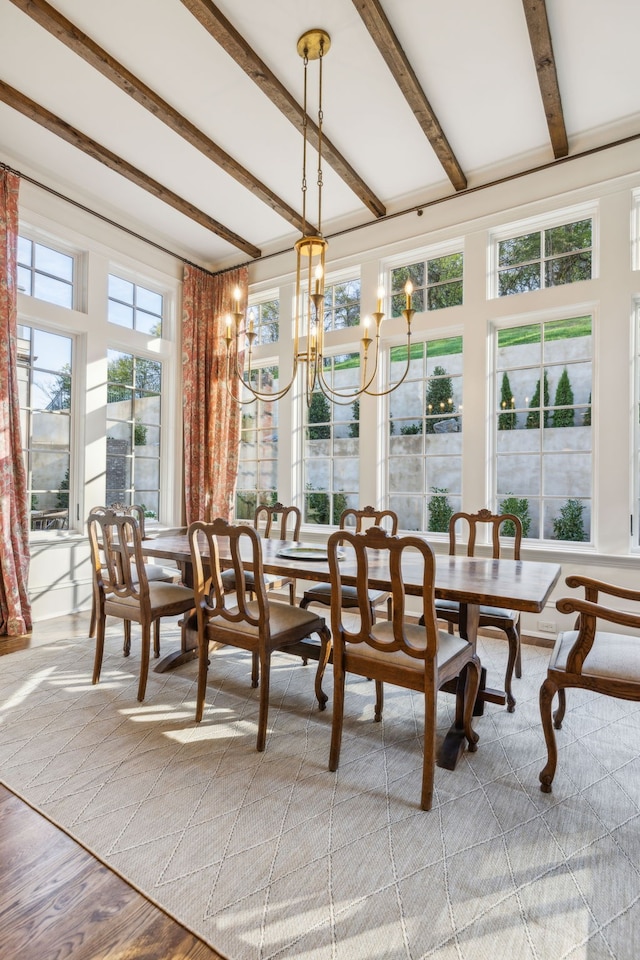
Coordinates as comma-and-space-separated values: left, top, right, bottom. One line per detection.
225, 28, 414, 406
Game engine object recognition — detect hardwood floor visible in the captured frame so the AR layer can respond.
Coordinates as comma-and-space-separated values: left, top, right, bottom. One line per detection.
0, 784, 226, 960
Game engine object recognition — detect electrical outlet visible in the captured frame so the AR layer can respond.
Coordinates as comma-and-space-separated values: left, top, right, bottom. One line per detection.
537, 619, 556, 634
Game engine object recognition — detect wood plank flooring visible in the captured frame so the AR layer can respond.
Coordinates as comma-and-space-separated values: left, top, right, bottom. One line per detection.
0, 784, 226, 960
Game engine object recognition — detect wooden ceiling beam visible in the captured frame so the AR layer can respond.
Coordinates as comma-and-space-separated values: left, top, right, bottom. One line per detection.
7, 0, 302, 235
0, 80, 261, 258
180, 0, 387, 219
350, 0, 467, 192
521, 0, 568, 158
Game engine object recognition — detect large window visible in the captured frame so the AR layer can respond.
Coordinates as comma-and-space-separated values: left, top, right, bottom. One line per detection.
108, 275, 163, 335
106, 350, 162, 518
304, 354, 361, 524
495, 316, 592, 541
18, 324, 73, 531
389, 252, 463, 316
235, 366, 280, 518
17, 236, 74, 309
387, 336, 463, 531
496, 218, 592, 297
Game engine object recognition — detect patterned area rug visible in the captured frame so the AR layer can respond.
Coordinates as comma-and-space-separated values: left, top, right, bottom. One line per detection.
1, 623, 639, 960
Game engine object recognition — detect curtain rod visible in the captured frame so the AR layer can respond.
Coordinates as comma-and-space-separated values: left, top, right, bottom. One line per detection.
4, 129, 640, 279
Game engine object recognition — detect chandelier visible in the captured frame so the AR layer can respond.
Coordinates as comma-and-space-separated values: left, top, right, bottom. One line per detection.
225, 28, 415, 406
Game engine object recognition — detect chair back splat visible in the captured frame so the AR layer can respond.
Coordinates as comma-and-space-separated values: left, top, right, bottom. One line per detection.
223, 502, 301, 604
188, 518, 331, 751
436, 508, 523, 712
327, 526, 481, 810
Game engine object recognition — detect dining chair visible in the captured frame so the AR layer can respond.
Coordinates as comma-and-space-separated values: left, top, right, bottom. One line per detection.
327, 525, 481, 810
88, 503, 178, 643
188, 518, 332, 751
300, 505, 398, 622
435, 508, 523, 712
539, 574, 640, 793
87, 508, 195, 701
222, 502, 301, 604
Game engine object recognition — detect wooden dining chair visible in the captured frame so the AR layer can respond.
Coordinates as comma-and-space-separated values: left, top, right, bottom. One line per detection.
87, 508, 195, 701
300, 505, 398, 622
539, 574, 640, 793
188, 518, 332, 751
327, 526, 481, 810
88, 503, 177, 642
435, 508, 523, 712
222, 502, 301, 604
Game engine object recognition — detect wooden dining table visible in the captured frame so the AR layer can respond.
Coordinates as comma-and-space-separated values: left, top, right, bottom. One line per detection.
143, 532, 561, 768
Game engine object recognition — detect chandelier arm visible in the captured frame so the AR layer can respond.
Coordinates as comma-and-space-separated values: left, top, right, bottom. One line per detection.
314, 369, 361, 406
364, 334, 413, 398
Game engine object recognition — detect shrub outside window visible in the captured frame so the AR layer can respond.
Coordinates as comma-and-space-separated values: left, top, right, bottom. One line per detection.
304, 354, 360, 524
108, 275, 163, 335
106, 349, 162, 518
18, 324, 73, 531
236, 365, 280, 517
387, 336, 463, 531
497, 219, 592, 297
495, 316, 592, 541
390, 253, 463, 317
17, 236, 74, 309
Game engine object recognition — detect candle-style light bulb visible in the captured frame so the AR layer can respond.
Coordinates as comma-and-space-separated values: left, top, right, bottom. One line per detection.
404, 280, 413, 310
314, 264, 323, 295
233, 286, 241, 312
376, 286, 384, 313
248, 309, 255, 334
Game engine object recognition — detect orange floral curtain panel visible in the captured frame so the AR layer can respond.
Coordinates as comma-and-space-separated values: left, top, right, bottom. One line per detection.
182, 264, 248, 525
0, 169, 32, 636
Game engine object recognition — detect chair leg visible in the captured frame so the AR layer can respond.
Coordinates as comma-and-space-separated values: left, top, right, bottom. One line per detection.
314, 626, 332, 710
553, 688, 567, 729
92, 616, 106, 685
195, 631, 209, 723
251, 651, 259, 688
374, 681, 384, 722
504, 625, 519, 713
256, 652, 271, 752
515, 620, 522, 678
153, 619, 160, 658
457, 658, 481, 752
539, 677, 559, 793
89, 590, 97, 639
137, 623, 151, 702
123, 621, 131, 657
421, 684, 438, 811
329, 661, 346, 772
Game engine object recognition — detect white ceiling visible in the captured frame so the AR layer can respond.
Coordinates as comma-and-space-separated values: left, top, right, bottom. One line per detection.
1, 0, 638, 272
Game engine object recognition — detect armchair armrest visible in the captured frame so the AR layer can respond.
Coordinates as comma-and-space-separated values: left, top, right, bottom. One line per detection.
556, 595, 640, 672
564, 575, 640, 605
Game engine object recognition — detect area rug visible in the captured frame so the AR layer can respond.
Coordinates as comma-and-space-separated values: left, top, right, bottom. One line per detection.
1, 623, 640, 960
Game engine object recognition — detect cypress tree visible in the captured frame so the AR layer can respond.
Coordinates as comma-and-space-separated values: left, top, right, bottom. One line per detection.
498, 372, 516, 430
552, 367, 575, 427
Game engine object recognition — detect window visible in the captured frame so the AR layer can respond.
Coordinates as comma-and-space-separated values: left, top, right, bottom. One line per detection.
248, 296, 279, 344
387, 336, 463, 531
108, 275, 163, 335
389, 252, 463, 316
322, 278, 360, 331
495, 316, 592, 541
304, 354, 361, 524
17, 236, 74, 308
236, 366, 280, 517
106, 350, 162, 518
497, 219, 592, 297
18, 324, 73, 531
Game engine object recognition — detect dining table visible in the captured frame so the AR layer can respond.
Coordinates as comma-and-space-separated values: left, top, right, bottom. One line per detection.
143, 532, 561, 768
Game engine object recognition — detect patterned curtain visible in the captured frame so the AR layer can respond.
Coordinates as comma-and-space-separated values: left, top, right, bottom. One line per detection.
0, 170, 32, 636
182, 263, 248, 525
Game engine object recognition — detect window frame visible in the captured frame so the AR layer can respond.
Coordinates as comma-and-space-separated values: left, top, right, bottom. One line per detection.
17, 231, 81, 311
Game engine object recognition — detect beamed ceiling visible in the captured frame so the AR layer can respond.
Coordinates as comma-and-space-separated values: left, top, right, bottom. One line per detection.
0, 0, 638, 272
